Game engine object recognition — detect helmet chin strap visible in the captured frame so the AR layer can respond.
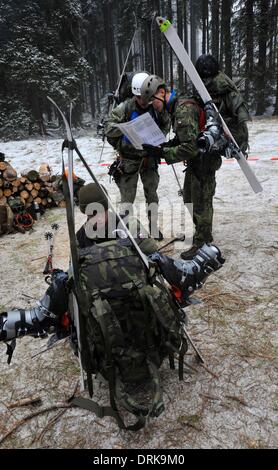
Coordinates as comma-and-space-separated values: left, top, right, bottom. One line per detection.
152, 94, 167, 111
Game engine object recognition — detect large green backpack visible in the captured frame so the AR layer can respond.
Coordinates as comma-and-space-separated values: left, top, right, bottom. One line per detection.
72, 239, 188, 431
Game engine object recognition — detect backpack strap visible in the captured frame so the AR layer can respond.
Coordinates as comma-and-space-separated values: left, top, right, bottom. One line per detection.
70, 396, 146, 431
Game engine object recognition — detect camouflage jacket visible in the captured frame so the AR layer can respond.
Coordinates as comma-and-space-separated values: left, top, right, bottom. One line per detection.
105, 97, 170, 159
204, 72, 250, 150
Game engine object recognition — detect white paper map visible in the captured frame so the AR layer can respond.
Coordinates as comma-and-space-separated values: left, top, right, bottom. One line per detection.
115, 112, 166, 150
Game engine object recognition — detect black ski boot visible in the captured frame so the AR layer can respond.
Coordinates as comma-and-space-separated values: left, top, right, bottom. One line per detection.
180, 245, 199, 260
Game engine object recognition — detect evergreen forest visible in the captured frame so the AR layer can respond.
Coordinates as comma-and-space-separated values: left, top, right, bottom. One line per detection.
0, 0, 277, 139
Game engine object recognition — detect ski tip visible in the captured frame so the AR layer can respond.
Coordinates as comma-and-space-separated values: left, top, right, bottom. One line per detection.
47, 96, 55, 106
156, 16, 171, 32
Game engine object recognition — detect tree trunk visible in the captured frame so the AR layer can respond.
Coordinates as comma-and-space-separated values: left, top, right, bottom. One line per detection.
255, 0, 270, 115
167, 0, 174, 89
102, 1, 117, 91
245, 0, 254, 102
190, 0, 197, 64
211, 0, 220, 61
183, 0, 189, 90
222, 0, 233, 78
202, 0, 208, 53
153, 0, 163, 77
177, 0, 184, 91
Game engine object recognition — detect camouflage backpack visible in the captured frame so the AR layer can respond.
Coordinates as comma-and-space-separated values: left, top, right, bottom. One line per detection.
71, 238, 188, 430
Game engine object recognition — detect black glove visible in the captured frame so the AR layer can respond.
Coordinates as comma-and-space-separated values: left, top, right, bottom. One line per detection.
142, 144, 163, 163
161, 136, 179, 148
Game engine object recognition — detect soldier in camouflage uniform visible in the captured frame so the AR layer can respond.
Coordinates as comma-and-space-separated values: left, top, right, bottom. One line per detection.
141, 75, 222, 258
141, 64, 250, 259
196, 54, 250, 153
105, 72, 170, 240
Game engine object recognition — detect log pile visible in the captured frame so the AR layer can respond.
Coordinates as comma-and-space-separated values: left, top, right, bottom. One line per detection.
0, 160, 66, 213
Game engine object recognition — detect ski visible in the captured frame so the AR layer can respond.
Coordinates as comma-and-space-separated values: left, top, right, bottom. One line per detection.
47, 96, 85, 390
156, 17, 263, 195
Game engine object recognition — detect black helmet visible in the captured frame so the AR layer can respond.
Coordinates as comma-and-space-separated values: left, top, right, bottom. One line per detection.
195, 54, 219, 79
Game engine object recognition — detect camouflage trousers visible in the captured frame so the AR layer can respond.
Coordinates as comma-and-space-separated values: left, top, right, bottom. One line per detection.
183, 166, 217, 247
116, 158, 160, 226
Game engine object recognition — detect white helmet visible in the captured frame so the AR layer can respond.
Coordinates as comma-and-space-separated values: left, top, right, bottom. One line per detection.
131, 72, 150, 96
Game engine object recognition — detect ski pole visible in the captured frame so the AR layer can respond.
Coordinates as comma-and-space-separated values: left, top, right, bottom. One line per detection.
171, 165, 184, 197
158, 233, 185, 251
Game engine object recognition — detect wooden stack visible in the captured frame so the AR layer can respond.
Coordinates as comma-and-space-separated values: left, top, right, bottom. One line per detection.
0, 160, 65, 211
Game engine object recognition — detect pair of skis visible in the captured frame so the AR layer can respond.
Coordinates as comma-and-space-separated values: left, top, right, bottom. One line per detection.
156, 17, 263, 195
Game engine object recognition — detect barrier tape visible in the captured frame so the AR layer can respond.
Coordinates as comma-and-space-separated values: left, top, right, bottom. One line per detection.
100, 157, 278, 167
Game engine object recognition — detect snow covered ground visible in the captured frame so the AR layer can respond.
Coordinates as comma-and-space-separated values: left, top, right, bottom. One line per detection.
0, 117, 277, 449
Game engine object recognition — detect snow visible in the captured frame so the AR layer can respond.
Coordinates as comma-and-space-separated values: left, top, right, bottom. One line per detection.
0, 117, 277, 449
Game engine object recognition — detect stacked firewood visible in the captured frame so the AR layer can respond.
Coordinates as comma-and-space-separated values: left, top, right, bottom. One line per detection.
0, 159, 66, 212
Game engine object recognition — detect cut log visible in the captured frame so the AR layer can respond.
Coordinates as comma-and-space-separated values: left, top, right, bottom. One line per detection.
12, 178, 21, 188
26, 195, 34, 204
3, 167, 17, 181
0, 179, 3, 187
34, 197, 42, 205
58, 200, 66, 208
26, 170, 39, 182
0, 162, 7, 171
46, 186, 54, 194
0, 196, 7, 205
20, 190, 29, 200
31, 189, 38, 198
41, 198, 47, 206
38, 188, 48, 198
3, 189, 12, 197
25, 183, 34, 192
0, 189, 3, 198
33, 182, 41, 191
20, 177, 27, 184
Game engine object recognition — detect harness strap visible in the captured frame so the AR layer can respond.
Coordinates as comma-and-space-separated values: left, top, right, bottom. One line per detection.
70, 396, 146, 431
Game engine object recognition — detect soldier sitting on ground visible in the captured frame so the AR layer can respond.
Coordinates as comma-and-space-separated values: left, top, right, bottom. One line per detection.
0, 183, 224, 429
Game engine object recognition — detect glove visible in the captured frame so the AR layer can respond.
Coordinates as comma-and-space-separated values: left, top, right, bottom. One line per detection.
197, 132, 213, 153
142, 144, 163, 163
161, 136, 179, 148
